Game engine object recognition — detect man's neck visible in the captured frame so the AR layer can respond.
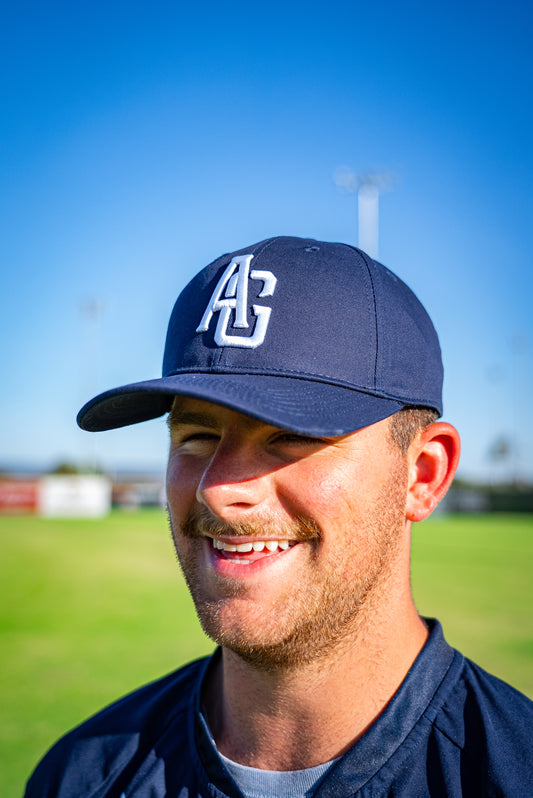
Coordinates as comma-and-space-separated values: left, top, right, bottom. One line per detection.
203, 602, 428, 771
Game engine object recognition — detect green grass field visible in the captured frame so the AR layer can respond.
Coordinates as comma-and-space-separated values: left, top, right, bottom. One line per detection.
2, 510, 532, 796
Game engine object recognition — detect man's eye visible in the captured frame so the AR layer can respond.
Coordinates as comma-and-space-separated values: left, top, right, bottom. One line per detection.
172, 431, 219, 450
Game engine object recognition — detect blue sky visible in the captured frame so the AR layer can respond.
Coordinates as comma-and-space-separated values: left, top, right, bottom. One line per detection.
2, 1, 532, 483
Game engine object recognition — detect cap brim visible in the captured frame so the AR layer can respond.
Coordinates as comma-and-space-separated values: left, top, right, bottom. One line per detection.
77, 373, 404, 436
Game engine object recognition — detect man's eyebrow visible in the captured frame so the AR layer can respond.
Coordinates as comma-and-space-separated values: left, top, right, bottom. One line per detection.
168, 410, 219, 429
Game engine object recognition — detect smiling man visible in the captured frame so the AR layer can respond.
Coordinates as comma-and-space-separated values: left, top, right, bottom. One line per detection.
26, 237, 532, 797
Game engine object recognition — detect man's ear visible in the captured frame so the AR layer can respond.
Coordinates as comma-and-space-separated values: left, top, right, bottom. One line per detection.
405, 422, 461, 523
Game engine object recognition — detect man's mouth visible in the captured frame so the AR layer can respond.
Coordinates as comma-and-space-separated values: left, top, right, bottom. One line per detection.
208, 537, 297, 564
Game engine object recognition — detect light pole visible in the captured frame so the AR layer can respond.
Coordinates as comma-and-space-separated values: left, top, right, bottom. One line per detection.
334, 167, 395, 259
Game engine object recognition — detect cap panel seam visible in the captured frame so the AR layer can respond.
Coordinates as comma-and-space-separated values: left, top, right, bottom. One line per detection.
253, 236, 283, 257
346, 245, 379, 387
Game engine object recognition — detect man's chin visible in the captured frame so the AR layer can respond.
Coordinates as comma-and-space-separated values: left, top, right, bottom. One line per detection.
193, 603, 298, 670
196, 600, 354, 673
211, 632, 313, 672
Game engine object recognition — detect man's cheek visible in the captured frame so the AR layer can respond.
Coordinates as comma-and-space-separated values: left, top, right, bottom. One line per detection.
286, 471, 352, 519
166, 456, 197, 503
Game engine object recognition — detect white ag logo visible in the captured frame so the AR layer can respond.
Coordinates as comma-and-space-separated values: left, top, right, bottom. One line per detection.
196, 254, 277, 348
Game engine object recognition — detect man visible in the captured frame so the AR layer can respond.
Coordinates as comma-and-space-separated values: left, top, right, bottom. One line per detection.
26, 237, 532, 797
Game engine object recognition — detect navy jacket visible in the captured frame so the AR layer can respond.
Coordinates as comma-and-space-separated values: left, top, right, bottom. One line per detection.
25, 621, 533, 797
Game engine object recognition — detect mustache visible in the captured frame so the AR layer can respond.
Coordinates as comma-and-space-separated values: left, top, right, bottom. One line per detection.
180, 506, 322, 542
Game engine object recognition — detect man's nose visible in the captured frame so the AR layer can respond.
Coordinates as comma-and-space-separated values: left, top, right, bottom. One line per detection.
196, 441, 271, 521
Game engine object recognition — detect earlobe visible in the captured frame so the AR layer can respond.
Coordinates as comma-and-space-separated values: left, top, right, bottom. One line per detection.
405, 423, 461, 523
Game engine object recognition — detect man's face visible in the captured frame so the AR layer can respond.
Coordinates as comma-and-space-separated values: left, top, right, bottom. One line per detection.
166, 397, 410, 670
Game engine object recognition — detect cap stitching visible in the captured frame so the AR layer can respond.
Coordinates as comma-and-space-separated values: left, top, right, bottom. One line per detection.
163, 367, 437, 406
347, 245, 379, 387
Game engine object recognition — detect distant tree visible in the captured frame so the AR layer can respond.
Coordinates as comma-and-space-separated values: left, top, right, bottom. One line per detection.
48, 462, 105, 476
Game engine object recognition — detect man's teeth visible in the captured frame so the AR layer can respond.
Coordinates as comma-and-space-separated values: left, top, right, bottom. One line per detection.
211, 539, 291, 553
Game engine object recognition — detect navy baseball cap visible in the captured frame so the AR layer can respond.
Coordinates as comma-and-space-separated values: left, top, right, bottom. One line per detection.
77, 236, 443, 436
